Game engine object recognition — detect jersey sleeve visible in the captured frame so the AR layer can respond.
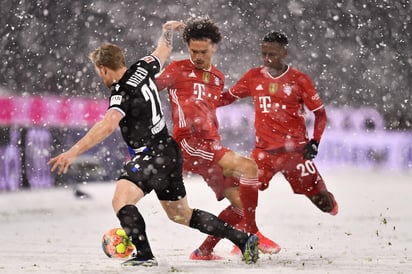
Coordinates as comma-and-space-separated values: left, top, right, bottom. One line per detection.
136, 55, 162, 76
297, 72, 324, 111
219, 70, 253, 106
228, 70, 253, 98
107, 84, 129, 117
155, 61, 176, 91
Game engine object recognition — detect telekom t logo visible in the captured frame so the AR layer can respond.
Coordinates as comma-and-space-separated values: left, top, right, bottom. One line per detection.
193, 83, 206, 100
259, 96, 271, 113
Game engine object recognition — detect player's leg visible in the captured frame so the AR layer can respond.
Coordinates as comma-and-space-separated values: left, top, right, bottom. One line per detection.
191, 184, 243, 260
113, 179, 156, 266
159, 197, 259, 264
179, 138, 244, 258
155, 143, 259, 265
248, 148, 282, 254
282, 153, 338, 215
185, 161, 244, 233
219, 149, 280, 254
217, 150, 260, 233
308, 190, 339, 215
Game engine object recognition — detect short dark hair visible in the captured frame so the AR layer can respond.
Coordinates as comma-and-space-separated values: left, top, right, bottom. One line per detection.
262, 31, 288, 46
183, 17, 222, 44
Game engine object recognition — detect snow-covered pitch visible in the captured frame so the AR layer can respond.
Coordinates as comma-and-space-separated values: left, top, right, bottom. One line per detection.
0, 168, 410, 274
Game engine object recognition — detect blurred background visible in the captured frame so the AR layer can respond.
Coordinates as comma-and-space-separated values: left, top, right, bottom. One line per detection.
0, 0, 411, 191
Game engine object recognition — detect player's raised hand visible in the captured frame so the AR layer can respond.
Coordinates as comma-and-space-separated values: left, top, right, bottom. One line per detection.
162, 20, 186, 32
48, 151, 76, 175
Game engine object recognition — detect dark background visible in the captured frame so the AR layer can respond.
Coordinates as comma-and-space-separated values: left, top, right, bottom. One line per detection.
1, 0, 411, 129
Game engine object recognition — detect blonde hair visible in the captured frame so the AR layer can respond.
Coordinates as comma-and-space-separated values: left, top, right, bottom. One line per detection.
89, 42, 126, 70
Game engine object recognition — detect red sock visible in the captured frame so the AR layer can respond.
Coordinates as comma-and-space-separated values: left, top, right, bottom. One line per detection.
198, 205, 243, 254
239, 178, 260, 233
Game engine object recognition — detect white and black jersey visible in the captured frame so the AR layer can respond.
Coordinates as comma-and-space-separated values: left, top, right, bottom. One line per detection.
110, 55, 186, 200
108, 55, 168, 149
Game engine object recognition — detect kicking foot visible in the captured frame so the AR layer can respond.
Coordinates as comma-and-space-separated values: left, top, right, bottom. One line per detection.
240, 234, 259, 264
329, 192, 339, 216
256, 231, 281, 254
231, 232, 281, 255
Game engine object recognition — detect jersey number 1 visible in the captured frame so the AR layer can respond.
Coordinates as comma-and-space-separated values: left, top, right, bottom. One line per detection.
141, 78, 163, 125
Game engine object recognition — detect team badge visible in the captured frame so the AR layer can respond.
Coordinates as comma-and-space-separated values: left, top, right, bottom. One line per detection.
269, 83, 278, 95
283, 85, 292, 96
213, 143, 222, 150
214, 76, 220, 86
202, 72, 210, 84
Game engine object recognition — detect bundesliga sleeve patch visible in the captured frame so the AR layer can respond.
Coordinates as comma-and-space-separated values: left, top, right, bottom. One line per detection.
110, 95, 122, 106
142, 56, 155, 63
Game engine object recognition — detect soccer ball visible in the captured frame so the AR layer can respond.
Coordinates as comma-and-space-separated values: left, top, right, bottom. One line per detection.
102, 228, 135, 258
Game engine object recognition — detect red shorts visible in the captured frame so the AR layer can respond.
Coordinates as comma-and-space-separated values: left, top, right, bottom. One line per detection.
252, 148, 327, 196
178, 137, 239, 201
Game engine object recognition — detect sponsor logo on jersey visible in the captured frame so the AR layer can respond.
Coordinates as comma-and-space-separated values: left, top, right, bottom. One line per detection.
189, 71, 197, 78
110, 95, 122, 106
202, 72, 210, 83
259, 96, 271, 113
256, 84, 263, 90
283, 85, 292, 96
269, 83, 278, 94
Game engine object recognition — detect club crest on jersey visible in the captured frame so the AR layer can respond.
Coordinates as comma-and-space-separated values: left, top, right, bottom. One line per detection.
213, 143, 222, 150
202, 72, 210, 83
214, 76, 220, 86
283, 85, 292, 96
269, 83, 278, 95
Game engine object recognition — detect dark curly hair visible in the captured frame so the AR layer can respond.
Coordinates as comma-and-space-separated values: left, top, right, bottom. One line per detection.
262, 31, 288, 46
183, 17, 222, 44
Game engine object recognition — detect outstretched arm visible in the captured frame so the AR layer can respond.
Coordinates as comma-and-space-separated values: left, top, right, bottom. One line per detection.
218, 90, 238, 107
312, 107, 327, 142
48, 109, 123, 174
152, 20, 185, 66
303, 107, 327, 160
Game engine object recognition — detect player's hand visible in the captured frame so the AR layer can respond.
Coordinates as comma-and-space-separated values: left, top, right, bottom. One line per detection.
162, 20, 186, 32
47, 151, 76, 175
303, 139, 319, 160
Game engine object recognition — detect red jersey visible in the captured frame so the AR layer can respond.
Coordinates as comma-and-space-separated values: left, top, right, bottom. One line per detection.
223, 66, 324, 150
156, 59, 225, 141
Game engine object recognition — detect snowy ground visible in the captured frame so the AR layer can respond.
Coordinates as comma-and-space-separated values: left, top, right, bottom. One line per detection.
0, 168, 411, 274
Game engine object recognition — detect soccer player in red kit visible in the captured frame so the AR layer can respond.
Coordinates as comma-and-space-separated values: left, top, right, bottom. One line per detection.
156, 18, 280, 259
220, 31, 338, 218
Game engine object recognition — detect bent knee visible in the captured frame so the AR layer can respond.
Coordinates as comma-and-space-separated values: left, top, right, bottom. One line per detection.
234, 157, 258, 178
